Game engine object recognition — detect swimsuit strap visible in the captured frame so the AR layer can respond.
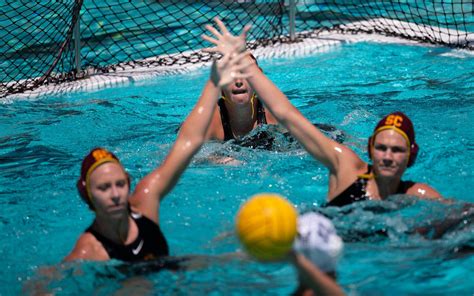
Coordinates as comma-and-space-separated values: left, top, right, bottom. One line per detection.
358, 164, 374, 179
256, 97, 267, 125
217, 98, 234, 141
326, 165, 372, 207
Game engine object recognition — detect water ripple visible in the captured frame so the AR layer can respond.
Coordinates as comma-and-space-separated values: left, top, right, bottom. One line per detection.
0, 145, 75, 179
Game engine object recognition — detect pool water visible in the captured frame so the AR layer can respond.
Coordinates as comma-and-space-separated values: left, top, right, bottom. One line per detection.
1, 41, 473, 295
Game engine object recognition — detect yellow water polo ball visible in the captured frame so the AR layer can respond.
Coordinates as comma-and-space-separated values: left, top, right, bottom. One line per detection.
235, 193, 298, 261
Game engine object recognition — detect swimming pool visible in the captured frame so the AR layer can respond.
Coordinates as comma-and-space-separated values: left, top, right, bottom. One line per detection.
1, 41, 473, 294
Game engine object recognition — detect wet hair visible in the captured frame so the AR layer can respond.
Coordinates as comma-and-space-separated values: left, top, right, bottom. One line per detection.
367, 111, 418, 167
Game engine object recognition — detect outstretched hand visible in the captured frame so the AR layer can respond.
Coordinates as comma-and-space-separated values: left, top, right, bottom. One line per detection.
202, 17, 251, 57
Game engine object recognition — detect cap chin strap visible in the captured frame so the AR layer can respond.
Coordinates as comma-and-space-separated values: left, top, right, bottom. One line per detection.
250, 93, 256, 119
358, 172, 374, 179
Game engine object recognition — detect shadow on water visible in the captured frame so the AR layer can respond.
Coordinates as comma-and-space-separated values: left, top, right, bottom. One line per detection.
0, 144, 76, 179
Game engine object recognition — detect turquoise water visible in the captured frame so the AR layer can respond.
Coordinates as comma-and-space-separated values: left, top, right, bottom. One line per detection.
1, 42, 473, 295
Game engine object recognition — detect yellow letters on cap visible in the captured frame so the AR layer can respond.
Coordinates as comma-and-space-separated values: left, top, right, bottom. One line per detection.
385, 115, 403, 127
92, 149, 113, 161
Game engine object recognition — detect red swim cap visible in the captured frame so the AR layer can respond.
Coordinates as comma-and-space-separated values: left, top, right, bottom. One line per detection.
368, 111, 418, 167
76, 148, 127, 208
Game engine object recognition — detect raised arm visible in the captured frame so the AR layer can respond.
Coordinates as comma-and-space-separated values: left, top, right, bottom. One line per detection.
130, 30, 251, 223
245, 60, 347, 173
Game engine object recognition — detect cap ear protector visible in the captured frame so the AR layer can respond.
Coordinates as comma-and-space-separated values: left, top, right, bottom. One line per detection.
77, 148, 131, 210
367, 112, 419, 168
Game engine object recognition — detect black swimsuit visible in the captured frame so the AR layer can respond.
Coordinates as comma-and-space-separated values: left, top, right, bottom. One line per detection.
217, 97, 267, 141
86, 211, 169, 262
327, 165, 415, 207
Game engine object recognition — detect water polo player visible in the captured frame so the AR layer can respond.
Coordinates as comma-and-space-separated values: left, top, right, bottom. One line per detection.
64, 32, 253, 262
202, 19, 345, 147
202, 20, 277, 141
205, 19, 442, 205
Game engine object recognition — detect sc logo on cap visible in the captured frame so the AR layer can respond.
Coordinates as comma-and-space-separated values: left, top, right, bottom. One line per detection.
92, 149, 113, 161
384, 115, 403, 127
